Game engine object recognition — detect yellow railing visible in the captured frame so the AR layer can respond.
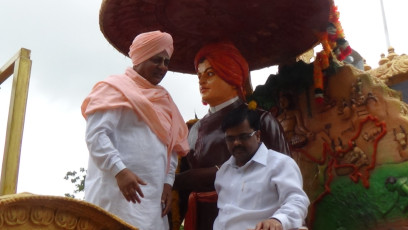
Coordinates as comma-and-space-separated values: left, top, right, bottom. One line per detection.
0, 48, 32, 195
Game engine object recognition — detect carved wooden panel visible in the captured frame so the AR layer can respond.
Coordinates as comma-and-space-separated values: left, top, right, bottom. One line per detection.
0, 193, 138, 230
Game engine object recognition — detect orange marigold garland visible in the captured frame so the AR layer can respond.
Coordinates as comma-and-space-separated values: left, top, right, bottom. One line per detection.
329, 4, 352, 61
313, 33, 331, 105
313, 1, 351, 104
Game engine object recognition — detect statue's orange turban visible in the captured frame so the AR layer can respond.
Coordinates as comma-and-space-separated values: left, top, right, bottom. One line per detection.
194, 42, 250, 99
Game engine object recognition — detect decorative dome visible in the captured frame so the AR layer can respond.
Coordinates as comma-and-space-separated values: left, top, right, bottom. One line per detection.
100, 0, 330, 74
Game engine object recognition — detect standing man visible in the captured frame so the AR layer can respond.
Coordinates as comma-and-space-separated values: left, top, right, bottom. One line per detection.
173, 42, 290, 230
81, 30, 189, 229
215, 106, 309, 230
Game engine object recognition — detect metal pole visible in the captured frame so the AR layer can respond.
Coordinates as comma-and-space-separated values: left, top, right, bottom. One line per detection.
380, 0, 390, 48
0, 48, 32, 195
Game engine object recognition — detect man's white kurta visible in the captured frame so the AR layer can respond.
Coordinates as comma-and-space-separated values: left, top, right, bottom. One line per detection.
214, 143, 310, 230
85, 108, 177, 230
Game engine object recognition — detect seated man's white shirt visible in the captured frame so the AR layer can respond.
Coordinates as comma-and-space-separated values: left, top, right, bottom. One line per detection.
84, 108, 177, 230
214, 143, 310, 230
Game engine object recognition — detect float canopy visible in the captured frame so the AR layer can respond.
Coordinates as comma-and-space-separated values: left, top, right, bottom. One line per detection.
100, 0, 330, 74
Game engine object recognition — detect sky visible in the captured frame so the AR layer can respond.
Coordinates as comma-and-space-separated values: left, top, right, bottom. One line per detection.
0, 0, 407, 197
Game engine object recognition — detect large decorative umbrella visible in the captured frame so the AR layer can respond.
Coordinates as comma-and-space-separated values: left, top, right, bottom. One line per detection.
100, 0, 330, 74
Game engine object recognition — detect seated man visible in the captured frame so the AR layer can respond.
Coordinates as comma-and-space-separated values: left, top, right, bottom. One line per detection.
173, 42, 290, 230
214, 106, 310, 230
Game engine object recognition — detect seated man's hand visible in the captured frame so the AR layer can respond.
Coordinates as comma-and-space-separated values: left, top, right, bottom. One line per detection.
250, 218, 283, 230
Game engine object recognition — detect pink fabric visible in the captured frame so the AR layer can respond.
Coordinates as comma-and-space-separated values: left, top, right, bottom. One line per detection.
81, 67, 189, 169
128, 30, 174, 66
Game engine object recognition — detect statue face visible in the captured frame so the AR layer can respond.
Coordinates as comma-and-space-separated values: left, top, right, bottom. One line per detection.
197, 59, 238, 107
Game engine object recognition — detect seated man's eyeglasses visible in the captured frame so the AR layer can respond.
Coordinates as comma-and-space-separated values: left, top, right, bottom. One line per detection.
225, 131, 257, 143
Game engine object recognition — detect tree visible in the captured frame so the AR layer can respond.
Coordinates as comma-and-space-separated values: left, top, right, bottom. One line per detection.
64, 167, 86, 199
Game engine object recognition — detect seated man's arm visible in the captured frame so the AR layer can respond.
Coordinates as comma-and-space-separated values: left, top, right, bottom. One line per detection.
269, 156, 310, 230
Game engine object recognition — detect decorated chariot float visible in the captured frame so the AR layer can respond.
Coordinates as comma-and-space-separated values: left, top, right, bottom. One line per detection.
1, 0, 408, 229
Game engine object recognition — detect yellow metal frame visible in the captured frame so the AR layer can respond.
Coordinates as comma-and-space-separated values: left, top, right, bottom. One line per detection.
0, 48, 32, 195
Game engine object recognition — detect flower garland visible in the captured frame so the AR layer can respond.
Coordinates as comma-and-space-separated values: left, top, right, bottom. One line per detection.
313, 2, 351, 104
329, 5, 352, 61
314, 32, 331, 104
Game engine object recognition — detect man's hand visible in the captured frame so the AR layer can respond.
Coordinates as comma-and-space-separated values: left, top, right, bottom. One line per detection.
249, 218, 283, 230
161, 183, 172, 217
115, 168, 147, 203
